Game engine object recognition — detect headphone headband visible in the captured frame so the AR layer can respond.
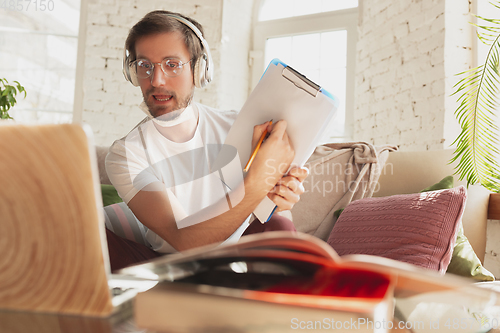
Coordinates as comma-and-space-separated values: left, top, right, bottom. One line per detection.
123, 12, 213, 88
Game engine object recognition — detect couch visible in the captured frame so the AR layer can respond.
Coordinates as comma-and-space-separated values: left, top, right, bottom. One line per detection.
97, 143, 500, 331
95, 145, 498, 278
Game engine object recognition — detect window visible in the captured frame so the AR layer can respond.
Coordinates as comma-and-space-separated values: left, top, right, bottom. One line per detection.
252, 0, 358, 142
0, 0, 80, 123
264, 31, 347, 138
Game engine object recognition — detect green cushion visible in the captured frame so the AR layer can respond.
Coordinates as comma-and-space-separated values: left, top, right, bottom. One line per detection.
421, 176, 494, 281
420, 175, 454, 192
447, 225, 495, 281
101, 184, 123, 207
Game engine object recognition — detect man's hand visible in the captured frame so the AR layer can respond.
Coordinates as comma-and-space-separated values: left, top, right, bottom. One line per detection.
268, 166, 308, 212
246, 120, 295, 194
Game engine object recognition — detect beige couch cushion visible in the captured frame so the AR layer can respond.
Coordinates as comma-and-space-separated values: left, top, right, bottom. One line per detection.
291, 143, 395, 241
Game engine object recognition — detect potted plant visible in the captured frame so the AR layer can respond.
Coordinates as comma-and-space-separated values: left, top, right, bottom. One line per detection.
452, 0, 500, 192
0, 78, 26, 120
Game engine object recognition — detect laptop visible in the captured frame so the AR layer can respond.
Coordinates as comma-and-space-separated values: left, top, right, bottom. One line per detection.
0, 123, 156, 317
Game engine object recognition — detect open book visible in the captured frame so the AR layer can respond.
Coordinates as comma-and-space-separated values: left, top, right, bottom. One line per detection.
119, 232, 499, 333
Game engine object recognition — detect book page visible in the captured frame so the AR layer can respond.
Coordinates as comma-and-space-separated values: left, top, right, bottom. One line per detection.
118, 232, 340, 281
118, 231, 499, 309
340, 254, 496, 300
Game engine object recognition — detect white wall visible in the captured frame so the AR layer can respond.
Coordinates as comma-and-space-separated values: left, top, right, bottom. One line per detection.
77, 0, 254, 146
218, 0, 254, 110
354, 0, 474, 151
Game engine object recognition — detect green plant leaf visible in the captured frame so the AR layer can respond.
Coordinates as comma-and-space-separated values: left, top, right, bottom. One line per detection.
14, 81, 26, 97
474, 10, 500, 44
0, 78, 27, 120
452, 29, 500, 193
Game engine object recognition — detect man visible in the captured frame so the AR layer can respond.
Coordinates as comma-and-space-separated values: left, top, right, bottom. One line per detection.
105, 10, 308, 270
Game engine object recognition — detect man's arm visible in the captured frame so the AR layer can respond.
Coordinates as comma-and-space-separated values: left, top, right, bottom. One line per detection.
126, 120, 294, 252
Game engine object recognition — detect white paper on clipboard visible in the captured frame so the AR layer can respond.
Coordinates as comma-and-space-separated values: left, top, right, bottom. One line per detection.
214, 59, 339, 223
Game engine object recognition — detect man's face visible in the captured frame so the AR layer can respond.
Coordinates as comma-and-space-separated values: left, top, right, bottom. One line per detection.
135, 32, 195, 118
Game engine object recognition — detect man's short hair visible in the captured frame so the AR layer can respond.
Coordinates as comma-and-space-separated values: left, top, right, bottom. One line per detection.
125, 10, 205, 73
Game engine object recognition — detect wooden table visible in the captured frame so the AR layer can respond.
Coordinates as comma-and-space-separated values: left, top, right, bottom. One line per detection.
489, 193, 500, 220
0, 308, 150, 333
0, 308, 414, 333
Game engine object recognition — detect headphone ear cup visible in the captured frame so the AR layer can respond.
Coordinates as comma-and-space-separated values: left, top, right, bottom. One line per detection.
123, 50, 140, 87
128, 63, 140, 87
122, 61, 130, 82
193, 54, 207, 88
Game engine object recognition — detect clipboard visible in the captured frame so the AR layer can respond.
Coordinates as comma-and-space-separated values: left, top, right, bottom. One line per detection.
215, 59, 339, 223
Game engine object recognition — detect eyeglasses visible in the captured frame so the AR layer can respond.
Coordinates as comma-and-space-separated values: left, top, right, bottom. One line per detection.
131, 58, 192, 79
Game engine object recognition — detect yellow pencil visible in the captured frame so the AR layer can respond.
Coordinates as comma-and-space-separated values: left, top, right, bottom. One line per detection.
243, 120, 272, 172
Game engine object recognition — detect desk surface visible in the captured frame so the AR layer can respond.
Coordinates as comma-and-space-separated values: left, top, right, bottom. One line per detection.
6, 308, 500, 333
0, 309, 415, 333
0, 308, 149, 333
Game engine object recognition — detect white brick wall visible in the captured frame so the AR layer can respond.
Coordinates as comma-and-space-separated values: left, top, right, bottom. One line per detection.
354, 0, 473, 151
79, 0, 254, 146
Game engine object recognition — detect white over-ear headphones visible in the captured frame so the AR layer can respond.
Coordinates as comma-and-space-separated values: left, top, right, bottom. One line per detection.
122, 13, 213, 89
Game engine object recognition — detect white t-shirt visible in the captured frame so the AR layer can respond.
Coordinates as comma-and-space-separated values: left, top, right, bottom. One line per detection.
105, 102, 250, 253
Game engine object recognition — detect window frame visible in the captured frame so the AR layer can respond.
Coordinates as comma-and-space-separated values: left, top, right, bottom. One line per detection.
251, 4, 358, 141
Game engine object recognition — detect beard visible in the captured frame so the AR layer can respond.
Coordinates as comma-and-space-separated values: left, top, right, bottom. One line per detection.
143, 87, 195, 120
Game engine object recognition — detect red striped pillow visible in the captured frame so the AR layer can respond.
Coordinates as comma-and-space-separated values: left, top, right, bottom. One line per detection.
327, 186, 466, 273
103, 202, 149, 246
